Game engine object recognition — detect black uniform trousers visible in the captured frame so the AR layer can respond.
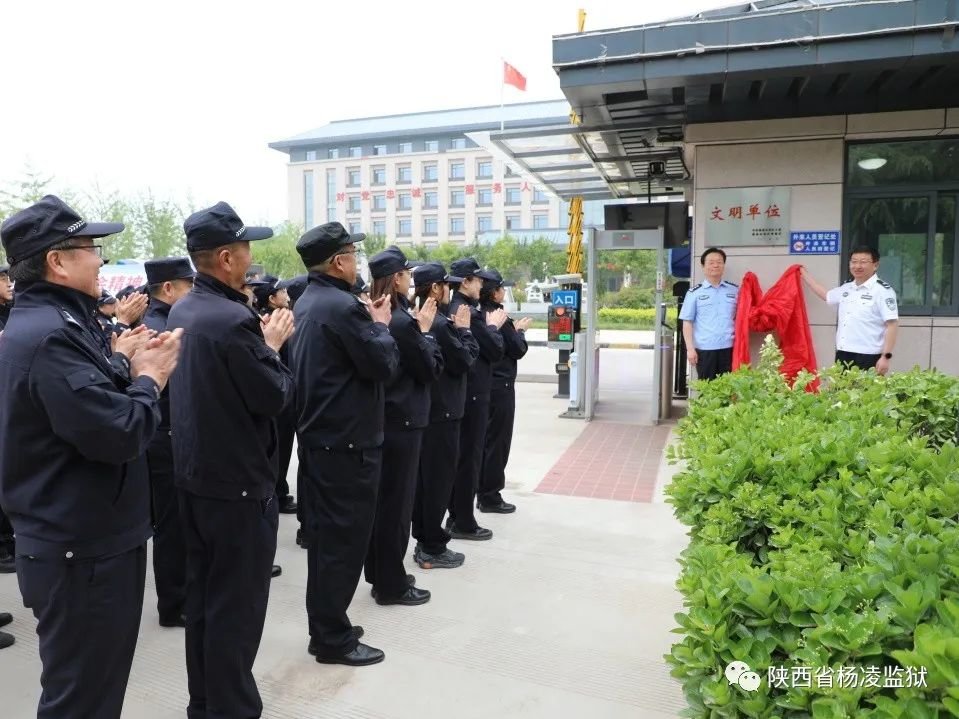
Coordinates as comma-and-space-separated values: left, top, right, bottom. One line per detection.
16, 545, 146, 719
836, 350, 882, 372
412, 419, 461, 555
0, 502, 13, 556
695, 347, 733, 381
178, 490, 278, 719
449, 396, 490, 532
479, 384, 516, 507
275, 407, 296, 500
304, 446, 381, 658
364, 428, 424, 597
147, 431, 186, 621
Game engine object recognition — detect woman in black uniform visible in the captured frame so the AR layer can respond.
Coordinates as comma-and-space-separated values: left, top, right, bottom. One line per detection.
410, 262, 479, 569
478, 269, 530, 513
364, 247, 444, 605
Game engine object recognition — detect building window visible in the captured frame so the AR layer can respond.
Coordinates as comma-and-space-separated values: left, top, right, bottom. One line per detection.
349, 222, 362, 235
398, 218, 412, 236
477, 215, 493, 232
477, 160, 493, 179
347, 168, 361, 187
450, 189, 465, 207
328, 148, 339, 159
399, 142, 412, 154
449, 162, 465, 180
846, 138, 959, 314
425, 140, 439, 152
372, 220, 386, 236
303, 170, 314, 229
372, 167, 386, 185
477, 188, 493, 206
397, 166, 412, 184
450, 216, 465, 234
423, 163, 438, 182
450, 138, 467, 150
506, 186, 522, 205
423, 217, 438, 235
372, 194, 386, 211
533, 213, 549, 230
305, 150, 317, 162
423, 191, 438, 209
326, 168, 336, 223
506, 213, 521, 230
533, 188, 549, 203
348, 195, 361, 213
349, 146, 361, 158
373, 144, 387, 156
398, 192, 412, 211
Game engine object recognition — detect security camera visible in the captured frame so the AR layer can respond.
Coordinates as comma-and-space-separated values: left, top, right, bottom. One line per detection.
648, 161, 667, 178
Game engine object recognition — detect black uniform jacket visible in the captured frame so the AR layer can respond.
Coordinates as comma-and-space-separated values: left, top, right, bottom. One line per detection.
291, 272, 399, 452
0, 281, 161, 560
383, 295, 444, 430
448, 291, 504, 399
427, 306, 479, 423
481, 300, 529, 386
167, 273, 294, 501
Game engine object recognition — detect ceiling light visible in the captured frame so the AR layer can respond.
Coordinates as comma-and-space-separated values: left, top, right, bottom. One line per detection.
857, 157, 887, 171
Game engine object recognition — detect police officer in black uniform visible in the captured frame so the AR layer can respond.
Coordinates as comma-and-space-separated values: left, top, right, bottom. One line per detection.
0, 195, 182, 719
252, 276, 298, 515
478, 269, 530, 513
168, 202, 295, 719
410, 262, 478, 569
142, 257, 196, 628
291, 222, 398, 666
96, 289, 119, 343
446, 258, 507, 540
0, 263, 14, 574
363, 247, 443, 606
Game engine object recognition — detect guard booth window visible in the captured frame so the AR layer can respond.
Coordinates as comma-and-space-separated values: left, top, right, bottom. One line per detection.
845, 139, 959, 315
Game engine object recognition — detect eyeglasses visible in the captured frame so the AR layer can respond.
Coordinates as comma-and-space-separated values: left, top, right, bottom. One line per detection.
849, 260, 876, 266
334, 249, 357, 258
59, 244, 104, 258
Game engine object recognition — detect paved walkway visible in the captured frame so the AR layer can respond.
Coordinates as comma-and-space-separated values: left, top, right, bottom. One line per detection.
0, 383, 689, 718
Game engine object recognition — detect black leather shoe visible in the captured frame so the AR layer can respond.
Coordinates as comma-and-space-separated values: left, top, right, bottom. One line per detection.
279, 496, 298, 514
374, 586, 431, 606
315, 642, 385, 667
0, 612, 11, 629
0, 631, 13, 650
478, 501, 516, 514
447, 523, 493, 541
296, 528, 307, 549
271, 565, 282, 578
159, 613, 186, 628
308, 627, 364, 656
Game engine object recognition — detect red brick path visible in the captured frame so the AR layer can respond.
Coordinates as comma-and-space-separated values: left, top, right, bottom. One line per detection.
535, 422, 672, 503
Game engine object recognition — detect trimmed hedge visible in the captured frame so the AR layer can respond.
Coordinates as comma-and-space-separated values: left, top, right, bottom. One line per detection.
665, 337, 959, 718
597, 307, 679, 328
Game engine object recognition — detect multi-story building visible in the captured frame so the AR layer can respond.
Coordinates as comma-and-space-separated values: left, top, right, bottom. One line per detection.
268, 100, 571, 246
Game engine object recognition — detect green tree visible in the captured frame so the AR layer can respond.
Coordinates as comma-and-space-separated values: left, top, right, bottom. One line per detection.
135, 192, 186, 258
252, 222, 304, 278
487, 235, 520, 278
362, 233, 387, 258
430, 241, 461, 268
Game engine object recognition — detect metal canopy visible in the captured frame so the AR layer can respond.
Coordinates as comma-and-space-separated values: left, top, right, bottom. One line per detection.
535, 0, 959, 200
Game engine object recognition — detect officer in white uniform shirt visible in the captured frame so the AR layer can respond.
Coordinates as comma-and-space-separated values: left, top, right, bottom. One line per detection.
679, 247, 739, 381
801, 245, 899, 375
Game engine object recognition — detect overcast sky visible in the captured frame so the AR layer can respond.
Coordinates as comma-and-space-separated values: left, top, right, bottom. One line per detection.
1, 0, 734, 225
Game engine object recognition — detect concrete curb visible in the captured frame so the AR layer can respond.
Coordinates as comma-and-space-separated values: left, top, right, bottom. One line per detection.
526, 340, 652, 350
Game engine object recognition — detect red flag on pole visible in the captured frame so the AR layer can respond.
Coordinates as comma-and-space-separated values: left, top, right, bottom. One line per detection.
503, 61, 527, 91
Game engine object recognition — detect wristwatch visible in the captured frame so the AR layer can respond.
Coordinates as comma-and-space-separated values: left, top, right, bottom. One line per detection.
883, 353, 893, 359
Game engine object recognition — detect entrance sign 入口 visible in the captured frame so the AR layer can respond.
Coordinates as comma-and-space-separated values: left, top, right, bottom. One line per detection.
701, 187, 791, 246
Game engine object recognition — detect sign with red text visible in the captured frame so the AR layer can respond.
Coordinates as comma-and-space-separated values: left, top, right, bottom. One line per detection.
700, 187, 791, 246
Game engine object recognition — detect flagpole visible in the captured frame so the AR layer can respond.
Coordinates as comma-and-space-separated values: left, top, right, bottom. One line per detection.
499, 57, 505, 132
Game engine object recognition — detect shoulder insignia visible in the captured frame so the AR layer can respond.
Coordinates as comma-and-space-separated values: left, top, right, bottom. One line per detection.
689, 283, 702, 292
723, 281, 739, 287
877, 279, 892, 289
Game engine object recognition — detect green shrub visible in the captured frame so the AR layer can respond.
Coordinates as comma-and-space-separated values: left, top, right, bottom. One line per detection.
666, 337, 959, 718
597, 307, 678, 328
601, 284, 657, 309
